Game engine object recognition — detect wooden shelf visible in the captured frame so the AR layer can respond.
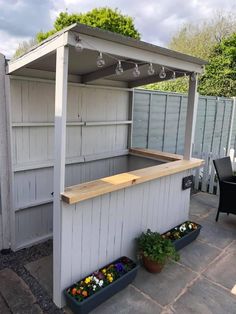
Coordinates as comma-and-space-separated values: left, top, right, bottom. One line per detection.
61, 149, 204, 204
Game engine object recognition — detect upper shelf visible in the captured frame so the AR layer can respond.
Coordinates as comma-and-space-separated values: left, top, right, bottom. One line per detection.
61, 148, 204, 204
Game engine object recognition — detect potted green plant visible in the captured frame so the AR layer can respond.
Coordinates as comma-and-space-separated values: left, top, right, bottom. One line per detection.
137, 229, 179, 273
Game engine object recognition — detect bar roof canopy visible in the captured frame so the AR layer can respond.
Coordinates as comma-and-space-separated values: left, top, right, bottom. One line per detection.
7, 23, 207, 88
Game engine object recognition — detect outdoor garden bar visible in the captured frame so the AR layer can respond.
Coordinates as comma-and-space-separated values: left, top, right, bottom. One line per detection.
1, 23, 206, 307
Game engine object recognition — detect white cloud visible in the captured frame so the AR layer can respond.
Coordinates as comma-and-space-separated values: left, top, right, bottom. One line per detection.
0, 0, 235, 57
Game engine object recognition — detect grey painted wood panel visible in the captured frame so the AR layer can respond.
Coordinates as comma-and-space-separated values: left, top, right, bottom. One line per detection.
59, 170, 191, 295
13, 155, 162, 249
10, 79, 130, 168
133, 90, 234, 193
9, 78, 131, 249
15, 203, 53, 249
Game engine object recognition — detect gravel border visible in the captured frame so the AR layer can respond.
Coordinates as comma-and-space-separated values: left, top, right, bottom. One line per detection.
0, 240, 64, 314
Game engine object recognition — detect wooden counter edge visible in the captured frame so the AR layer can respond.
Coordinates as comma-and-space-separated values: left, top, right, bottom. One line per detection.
61, 158, 204, 205
129, 148, 183, 161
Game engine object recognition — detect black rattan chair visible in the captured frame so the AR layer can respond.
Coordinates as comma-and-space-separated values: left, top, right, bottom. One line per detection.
213, 157, 236, 221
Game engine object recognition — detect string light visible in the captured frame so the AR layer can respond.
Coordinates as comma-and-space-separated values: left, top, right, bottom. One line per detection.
147, 63, 155, 75
159, 66, 166, 79
171, 71, 176, 80
75, 37, 84, 52
191, 72, 197, 81
96, 52, 105, 68
73, 35, 193, 79
133, 64, 140, 77
115, 60, 124, 75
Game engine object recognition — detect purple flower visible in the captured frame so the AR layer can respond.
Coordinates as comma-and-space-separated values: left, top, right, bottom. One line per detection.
94, 271, 104, 280
115, 263, 124, 272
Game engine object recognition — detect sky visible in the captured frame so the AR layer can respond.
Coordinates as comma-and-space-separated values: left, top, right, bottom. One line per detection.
0, 0, 235, 58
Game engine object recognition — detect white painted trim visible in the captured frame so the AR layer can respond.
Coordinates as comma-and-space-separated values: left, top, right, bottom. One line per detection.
127, 89, 134, 148
9, 75, 133, 91
68, 32, 204, 73
184, 76, 199, 160
85, 121, 132, 126
12, 122, 85, 127
7, 33, 68, 74
0, 55, 14, 250
227, 97, 236, 155
53, 46, 69, 307
12, 121, 132, 127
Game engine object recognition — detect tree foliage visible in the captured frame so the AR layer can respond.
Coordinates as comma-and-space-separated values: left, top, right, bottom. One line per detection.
37, 8, 140, 42
13, 38, 37, 59
169, 12, 236, 60
148, 12, 236, 96
199, 33, 236, 97
146, 77, 189, 94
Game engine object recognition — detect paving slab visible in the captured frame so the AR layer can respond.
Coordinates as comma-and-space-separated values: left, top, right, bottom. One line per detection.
203, 248, 236, 291
179, 240, 220, 272
90, 285, 162, 314
133, 262, 196, 306
205, 210, 236, 231
197, 219, 236, 249
190, 193, 218, 218
25, 255, 53, 297
0, 268, 43, 313
173, 277, 236, 314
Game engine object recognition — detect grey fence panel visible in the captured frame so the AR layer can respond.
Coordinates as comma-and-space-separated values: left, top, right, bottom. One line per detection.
148, 93, 166, 151
133, 89, 234, 194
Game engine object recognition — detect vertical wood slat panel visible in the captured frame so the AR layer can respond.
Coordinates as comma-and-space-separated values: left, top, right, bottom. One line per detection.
11, 79, 130, 168
133, 91, 234, 194
60, 170, 191, 295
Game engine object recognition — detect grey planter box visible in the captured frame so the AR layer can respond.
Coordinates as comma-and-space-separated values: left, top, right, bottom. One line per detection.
64, 256, 139, 314
163, 221, 202, 251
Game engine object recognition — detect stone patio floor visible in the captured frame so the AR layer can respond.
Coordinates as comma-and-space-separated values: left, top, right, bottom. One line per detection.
1, 192, 236, 313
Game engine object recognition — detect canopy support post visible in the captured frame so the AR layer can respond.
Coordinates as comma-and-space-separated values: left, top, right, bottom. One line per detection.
184, 75, 199, 160
53, 45, 69, 307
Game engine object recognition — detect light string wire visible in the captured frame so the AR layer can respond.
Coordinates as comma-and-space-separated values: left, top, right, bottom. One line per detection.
74, 33, 195, 79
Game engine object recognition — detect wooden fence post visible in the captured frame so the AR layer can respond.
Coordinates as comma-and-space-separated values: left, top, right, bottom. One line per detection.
227, 97, 236, 156
0, 53, 13, 249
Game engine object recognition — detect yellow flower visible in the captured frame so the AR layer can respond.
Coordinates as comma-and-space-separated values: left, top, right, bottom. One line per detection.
108, 276, 113, 282
107, 273, 113, 282
102, 269, 107, 274
85, 277, 91, 284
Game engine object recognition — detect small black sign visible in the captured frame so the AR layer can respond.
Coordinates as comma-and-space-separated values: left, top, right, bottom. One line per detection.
182, 175, 194, 190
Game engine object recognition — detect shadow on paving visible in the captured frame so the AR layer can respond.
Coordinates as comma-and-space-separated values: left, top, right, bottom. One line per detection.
1, 192, 236, 313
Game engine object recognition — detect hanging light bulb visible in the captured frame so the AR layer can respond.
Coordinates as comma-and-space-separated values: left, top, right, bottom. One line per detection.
115, 60, 123, 75
147, 63, 155, 75
159, 66, 166, 79
171, 71, 176, 80
75, 39, 84, 52
96, 52, 105, 68
191, 72, 197, 81
133, 63, 140, 77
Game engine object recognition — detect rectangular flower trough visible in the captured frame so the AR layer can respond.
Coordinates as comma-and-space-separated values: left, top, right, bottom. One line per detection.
64, 256, 139, 314
162, 221, 202, 251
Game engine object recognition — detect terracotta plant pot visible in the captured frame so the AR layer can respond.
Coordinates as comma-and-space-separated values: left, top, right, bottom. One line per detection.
142, 255, 165, 273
